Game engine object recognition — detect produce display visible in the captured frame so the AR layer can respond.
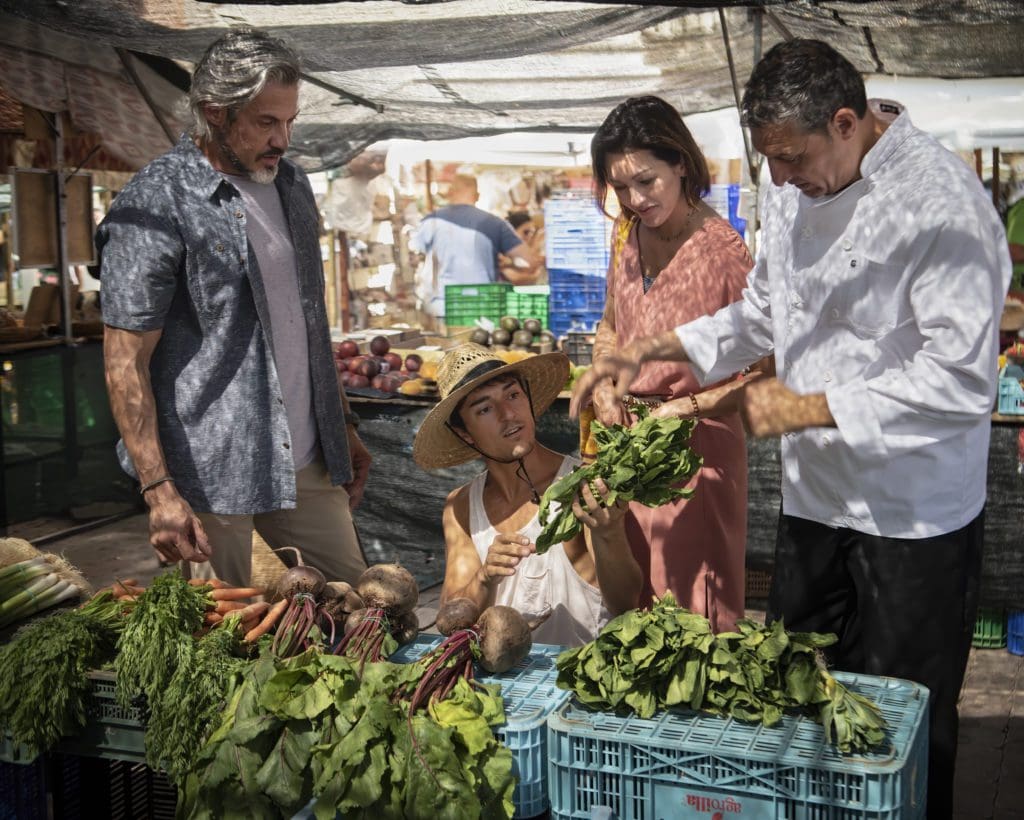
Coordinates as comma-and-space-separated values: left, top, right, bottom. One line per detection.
0, 538, 91, 629
554, 592, 888, 754
469, 316, 554, 352
333, 334, 428, 395
536, 405, 702, 553
0, 563, 527, 820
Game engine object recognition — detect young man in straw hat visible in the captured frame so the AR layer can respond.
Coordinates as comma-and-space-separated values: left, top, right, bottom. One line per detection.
413, 344, 642, 646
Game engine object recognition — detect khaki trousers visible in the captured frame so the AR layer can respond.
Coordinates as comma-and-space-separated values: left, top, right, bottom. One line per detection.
185, 458, 367, 588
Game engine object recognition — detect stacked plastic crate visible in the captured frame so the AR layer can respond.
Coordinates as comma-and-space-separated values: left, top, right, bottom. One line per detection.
544, 196, 610, 338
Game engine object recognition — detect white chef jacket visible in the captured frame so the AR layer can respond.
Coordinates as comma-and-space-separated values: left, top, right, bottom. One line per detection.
678, 103, 1012, 539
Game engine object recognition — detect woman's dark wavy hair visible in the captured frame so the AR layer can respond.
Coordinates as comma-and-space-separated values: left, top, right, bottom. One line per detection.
591, 96, 710, 219
741, 39, 867, 133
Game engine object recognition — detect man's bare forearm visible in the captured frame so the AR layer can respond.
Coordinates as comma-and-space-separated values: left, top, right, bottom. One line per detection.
103, 327, 170, 486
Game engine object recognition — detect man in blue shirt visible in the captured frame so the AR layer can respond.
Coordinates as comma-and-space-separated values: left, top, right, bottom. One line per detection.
97, 28, 370, 587
412, 174, 540, 320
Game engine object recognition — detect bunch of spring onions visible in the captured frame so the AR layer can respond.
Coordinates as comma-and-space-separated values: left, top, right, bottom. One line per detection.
0, 554, 88, 629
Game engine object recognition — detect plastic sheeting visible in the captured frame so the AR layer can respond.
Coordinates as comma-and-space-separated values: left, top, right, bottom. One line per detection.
1, 1, 1023, 171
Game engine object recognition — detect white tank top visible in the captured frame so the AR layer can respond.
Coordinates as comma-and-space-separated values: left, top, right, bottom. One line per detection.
469, 455, 610, 647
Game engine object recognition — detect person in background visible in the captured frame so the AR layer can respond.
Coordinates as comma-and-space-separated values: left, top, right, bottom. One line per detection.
413, 344, 642, 646
586, 95, 760, 633
1005, 183, 1024, 292
411, 174, 540, 321
499, 210, 546, 284
97, 28, 370, 588
571, 40, 1011, 819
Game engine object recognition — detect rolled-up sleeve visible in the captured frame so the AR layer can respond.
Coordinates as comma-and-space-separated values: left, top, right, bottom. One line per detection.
677, 257, 775, 385
96, 188, 182, 331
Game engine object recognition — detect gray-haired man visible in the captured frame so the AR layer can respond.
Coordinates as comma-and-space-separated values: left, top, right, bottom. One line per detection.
98, 28, 369, 587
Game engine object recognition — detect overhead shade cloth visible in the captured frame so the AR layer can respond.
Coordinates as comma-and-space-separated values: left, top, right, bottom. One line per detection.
0, 1, 1022, 171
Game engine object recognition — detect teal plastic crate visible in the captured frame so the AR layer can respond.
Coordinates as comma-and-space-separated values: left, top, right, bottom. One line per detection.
505, 285, 550, 329
444, 283, 511, 327
54, 670, 147, 763
392, 635, 571, 819
547, 672, 929, 820
997, 363, 1024, 414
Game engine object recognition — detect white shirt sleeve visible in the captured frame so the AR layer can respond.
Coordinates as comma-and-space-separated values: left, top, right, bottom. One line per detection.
826, 210, 1012, 461
676, 254, 776, 385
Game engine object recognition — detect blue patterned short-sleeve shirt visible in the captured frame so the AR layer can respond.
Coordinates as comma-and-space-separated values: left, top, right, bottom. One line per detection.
97, 135, 352, 514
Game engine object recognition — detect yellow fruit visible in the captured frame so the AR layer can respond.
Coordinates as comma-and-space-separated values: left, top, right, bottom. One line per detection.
399, 379, 425, 395
419, 361, 439, 380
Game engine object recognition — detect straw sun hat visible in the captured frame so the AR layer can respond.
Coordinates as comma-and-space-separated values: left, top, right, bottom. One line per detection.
413, 343, 570, 469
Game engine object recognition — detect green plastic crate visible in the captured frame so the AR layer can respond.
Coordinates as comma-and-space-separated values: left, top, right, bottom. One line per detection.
972, 607, 1007, 649
505, 285, 550, 329
55, 670, 147, 763
444, 283, 511, 327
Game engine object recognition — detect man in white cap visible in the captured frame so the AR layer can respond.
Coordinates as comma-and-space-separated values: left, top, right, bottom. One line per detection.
413, 344, 641, 646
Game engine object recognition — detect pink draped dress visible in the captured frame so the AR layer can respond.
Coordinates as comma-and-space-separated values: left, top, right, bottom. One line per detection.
611, 216, 753, 631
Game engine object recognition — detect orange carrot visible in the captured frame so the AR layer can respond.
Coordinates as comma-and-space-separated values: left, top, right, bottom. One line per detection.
210, 587, 265, 601
244, 598, 288, 643
214, 600, 249, 614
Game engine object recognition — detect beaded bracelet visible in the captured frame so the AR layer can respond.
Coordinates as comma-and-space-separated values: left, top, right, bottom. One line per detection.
688, 393, 700, 418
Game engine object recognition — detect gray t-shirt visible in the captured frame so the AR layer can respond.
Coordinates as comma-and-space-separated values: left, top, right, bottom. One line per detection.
230, 174, 318, 470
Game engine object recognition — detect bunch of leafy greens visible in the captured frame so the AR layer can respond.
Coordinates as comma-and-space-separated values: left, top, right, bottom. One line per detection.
114, 569, 209, 710
144, 614, 250, 784
555, 593, 887, 754
179, 648, 515, 820
0, 591, 129, 756
536, 406, 701, 553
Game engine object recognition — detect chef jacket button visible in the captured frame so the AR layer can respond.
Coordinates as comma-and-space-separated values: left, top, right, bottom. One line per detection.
282, 442, 290, 449
801, 226, 813, 238
822, 434, 832, 445
824, 370, 833, 382
831, 308, 840, 318
842, 239, 853, 251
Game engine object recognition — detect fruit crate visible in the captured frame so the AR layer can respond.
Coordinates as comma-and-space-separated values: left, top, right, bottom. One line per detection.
54, 670, 148, 763
562, 331, 595, 366
506, 285, 550, 329
997, 363, 1024, 414
550, 311, 603, 340
544, 198, 610, 277
547, 672, 929, 820
444, 283, 511, 328
972, 607, 1007, 649
392, 635, 571, 819
1008, 610, 1024, 656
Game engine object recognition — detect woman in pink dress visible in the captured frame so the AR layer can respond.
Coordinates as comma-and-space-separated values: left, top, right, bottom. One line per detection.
587, 96, 760, 632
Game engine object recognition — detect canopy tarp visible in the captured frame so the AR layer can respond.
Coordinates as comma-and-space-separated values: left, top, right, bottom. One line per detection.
0, 0, 1022, 170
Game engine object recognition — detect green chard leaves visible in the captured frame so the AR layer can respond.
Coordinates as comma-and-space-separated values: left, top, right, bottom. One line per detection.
555, 593, 888, 754
536, 406, 702, 553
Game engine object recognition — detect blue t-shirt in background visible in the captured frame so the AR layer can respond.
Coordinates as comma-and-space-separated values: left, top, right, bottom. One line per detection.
413, 204, 522, 316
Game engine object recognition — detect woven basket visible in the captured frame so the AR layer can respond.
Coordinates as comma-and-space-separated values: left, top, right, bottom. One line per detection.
250, 533, 289, 597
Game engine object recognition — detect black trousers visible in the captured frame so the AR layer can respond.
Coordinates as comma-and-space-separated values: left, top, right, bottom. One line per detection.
767, 510, 984, 820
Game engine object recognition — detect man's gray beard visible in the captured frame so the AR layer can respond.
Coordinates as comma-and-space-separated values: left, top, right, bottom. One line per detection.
215, 130, 278, 185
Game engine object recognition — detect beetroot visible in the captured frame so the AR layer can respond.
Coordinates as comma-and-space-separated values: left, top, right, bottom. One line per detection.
356, 564, 418, 614
477, 605, 532, 674
436, 597, 481, 636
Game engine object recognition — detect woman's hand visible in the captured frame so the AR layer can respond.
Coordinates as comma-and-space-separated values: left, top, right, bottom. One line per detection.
572, 477, 626, 532
477, 533, 535, 588
592, 378, 632, 427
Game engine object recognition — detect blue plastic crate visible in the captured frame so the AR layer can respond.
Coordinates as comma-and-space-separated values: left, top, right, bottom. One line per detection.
1007, 610, 1024, 656
549, 311, 603, 339
547, 672, 929, 820
392, 635, 571, 818
997, 363, 1024, 415
0, 757, 46, 820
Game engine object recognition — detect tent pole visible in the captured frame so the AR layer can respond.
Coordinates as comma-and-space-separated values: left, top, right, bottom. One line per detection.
54, 113, 73, 344
720, 8, 759, 255
992, 147, 1000, 209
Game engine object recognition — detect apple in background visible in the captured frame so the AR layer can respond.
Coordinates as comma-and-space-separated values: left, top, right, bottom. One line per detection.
338, 369, 353, 385
337, 339, 359, 359
347, 356, 367, 373
348, 374, 370, 389
383, 352, 403, 372
355, 358, 380, 379
404, 354, 423, 373
369, 335, 390, 356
